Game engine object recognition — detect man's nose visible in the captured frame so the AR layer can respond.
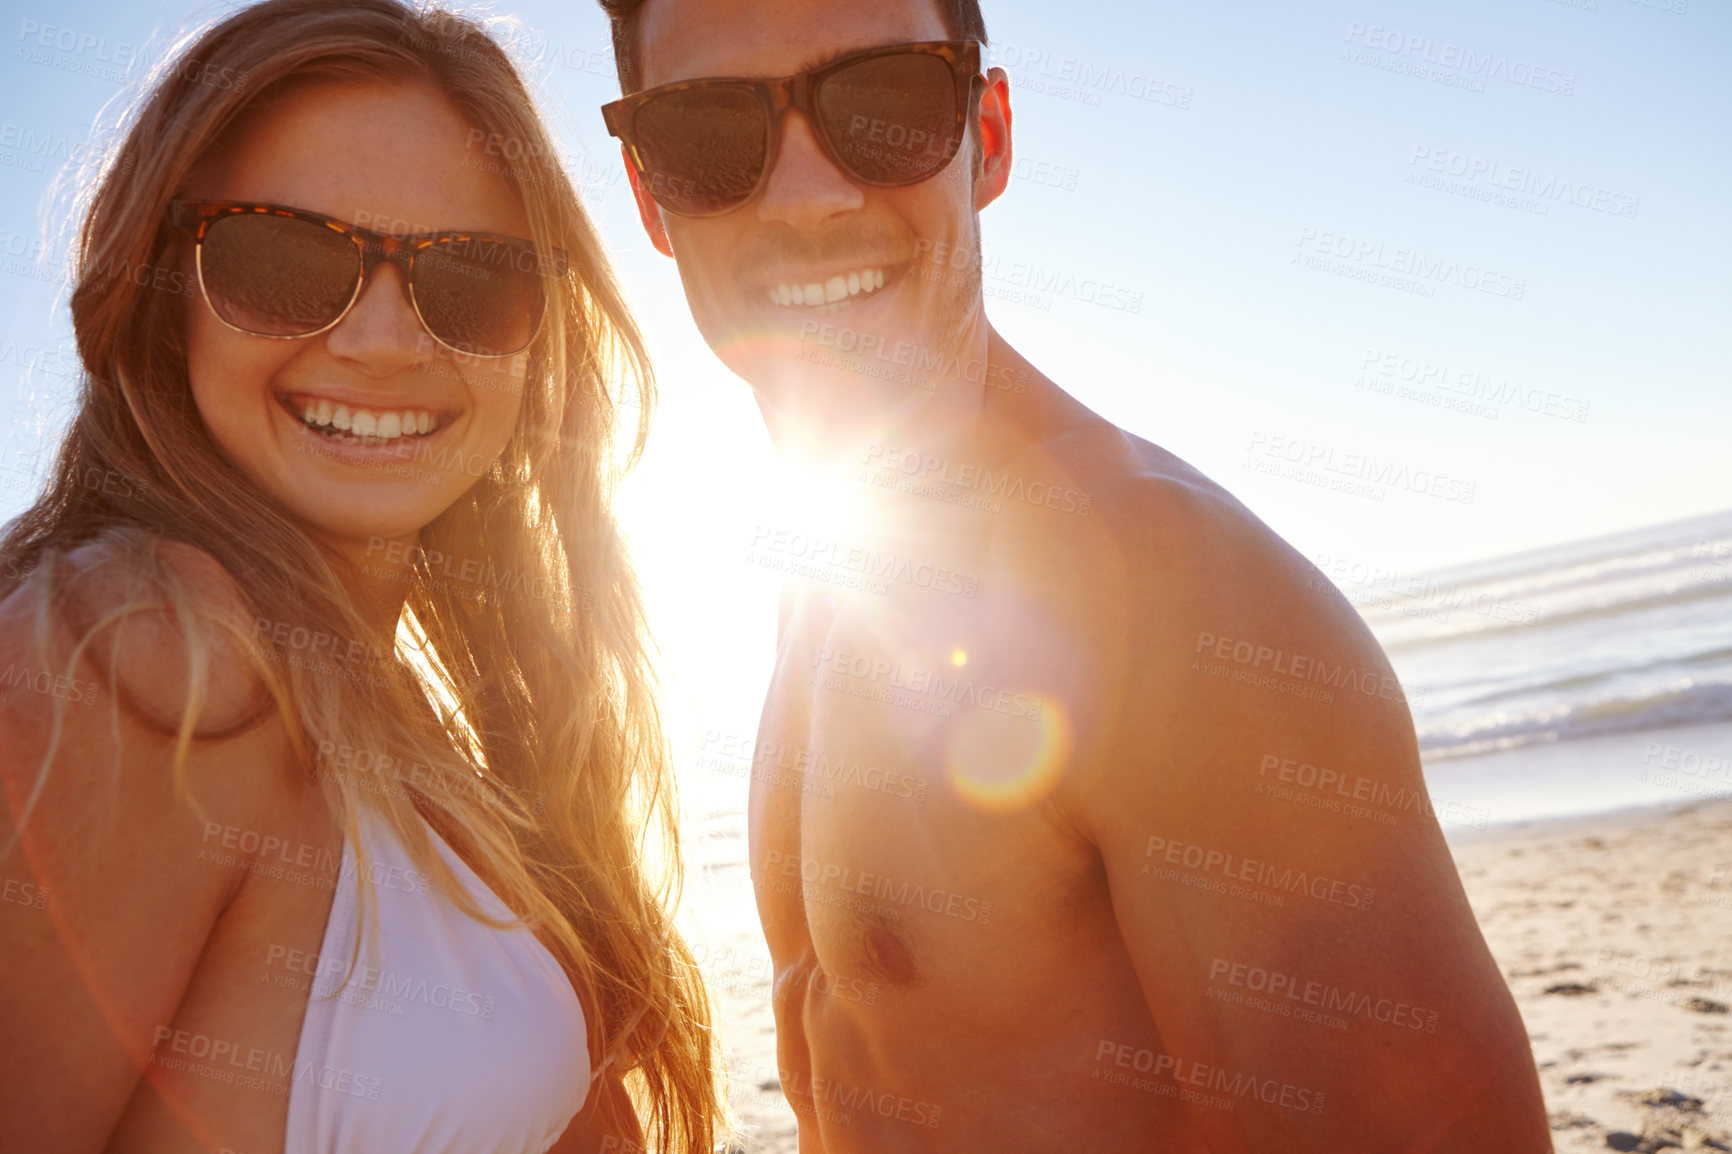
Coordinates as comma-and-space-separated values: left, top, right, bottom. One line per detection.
756, 111, 866, 230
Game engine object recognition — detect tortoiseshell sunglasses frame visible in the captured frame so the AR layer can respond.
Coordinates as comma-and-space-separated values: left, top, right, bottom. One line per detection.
164, 199, 569, 358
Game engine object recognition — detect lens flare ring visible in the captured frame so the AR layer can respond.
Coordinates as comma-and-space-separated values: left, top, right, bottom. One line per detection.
945, 693, 1071, 812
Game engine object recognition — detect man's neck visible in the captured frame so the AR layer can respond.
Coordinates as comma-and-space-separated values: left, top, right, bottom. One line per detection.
754, 323, 1063, 571
756, 317, 1029, 475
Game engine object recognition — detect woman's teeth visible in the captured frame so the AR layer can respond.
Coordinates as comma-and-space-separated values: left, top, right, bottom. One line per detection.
767, 267, 887, 312
297, 399, 441, 445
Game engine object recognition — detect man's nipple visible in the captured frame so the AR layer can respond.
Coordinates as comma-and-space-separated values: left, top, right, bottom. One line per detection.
862, 924, 918, 984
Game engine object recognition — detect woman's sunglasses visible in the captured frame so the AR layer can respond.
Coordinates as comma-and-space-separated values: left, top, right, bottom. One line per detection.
601, 40, 983, 218
165, 199, 569, 358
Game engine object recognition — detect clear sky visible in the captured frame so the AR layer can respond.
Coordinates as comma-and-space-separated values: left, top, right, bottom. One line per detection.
0, 0, 1726, 770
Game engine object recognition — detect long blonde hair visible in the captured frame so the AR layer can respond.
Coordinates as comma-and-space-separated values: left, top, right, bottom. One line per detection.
0, 1, 721, 1148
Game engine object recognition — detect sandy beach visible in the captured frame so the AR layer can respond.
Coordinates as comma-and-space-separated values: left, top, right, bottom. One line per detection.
1459, 798, 1732, 1152
693, 794, 1732, 1151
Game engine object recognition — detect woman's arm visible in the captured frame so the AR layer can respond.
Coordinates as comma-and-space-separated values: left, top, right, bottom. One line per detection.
0, 552, 282, 1152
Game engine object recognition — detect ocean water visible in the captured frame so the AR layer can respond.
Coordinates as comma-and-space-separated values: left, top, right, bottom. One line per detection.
1344, 507, 1732, 825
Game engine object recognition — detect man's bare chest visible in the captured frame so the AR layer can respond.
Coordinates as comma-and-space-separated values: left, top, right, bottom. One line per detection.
751, 588, 1105, 992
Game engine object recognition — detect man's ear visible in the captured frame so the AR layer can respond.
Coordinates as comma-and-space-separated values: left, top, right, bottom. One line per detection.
972, 66, 1013, 212
622, 147, 675, 258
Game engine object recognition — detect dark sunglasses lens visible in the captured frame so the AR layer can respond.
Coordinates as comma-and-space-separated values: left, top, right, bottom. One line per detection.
200, 213, 360, 335
818, 52, 960, 184
632, 85, 767, 214
413, 240, 546, 357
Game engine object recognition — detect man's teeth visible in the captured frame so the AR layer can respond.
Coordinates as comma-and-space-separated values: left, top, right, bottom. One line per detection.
767, 267, 887, 309
297, 400, 440, 444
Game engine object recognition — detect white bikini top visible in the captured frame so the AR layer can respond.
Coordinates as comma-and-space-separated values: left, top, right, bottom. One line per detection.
284, 808, 590, 1154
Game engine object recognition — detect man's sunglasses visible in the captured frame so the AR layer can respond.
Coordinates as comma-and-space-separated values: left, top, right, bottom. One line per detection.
164, 200, 569, 358
601, 40, 982, 218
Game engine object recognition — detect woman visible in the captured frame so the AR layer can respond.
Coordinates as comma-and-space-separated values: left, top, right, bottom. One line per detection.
0, 2, 722, 1151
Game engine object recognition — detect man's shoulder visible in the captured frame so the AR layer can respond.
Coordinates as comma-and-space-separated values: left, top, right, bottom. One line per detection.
981, 368, 1392, 693
1044, 423, 1421, 839
1021, 414, 1318, 609
1018, 413, 1408, 738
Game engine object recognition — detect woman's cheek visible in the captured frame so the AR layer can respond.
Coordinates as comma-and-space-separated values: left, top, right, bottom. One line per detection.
184, 309, 296, 481
463, 364, 529, 459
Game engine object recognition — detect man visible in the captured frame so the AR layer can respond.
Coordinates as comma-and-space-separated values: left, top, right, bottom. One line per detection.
596, 1, 1551, 1149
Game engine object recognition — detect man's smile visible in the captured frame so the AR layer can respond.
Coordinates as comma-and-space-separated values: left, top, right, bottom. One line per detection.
764, 265, 889, 311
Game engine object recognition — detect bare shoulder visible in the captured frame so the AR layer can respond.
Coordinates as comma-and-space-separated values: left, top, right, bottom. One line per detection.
1027, 395, 1372, 640
44, 537, 275, 738
1034, 420, 1417, 807
1044, 416, 1336, 618
0, 534, 295, 870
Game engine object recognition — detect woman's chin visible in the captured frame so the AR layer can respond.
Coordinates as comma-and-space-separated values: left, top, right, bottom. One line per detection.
276, 495, 439, 557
